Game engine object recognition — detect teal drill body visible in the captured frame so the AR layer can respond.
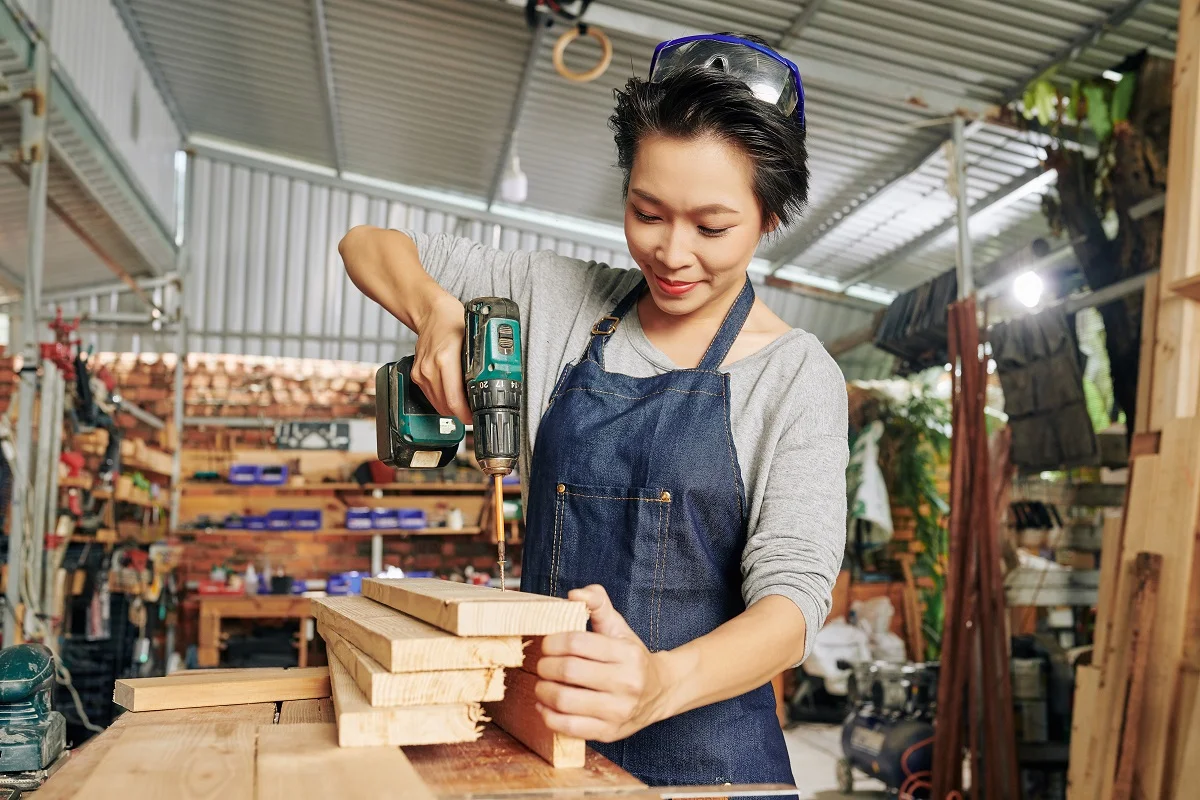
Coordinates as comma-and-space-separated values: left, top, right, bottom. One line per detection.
376, 297, 523, 475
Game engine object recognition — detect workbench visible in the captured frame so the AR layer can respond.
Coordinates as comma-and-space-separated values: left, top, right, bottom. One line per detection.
32, 698, 796, 798
196, 595, 313, 667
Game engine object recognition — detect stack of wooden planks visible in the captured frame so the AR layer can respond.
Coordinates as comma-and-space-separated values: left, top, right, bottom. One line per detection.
315, 577, 589, 766
1068, 4, 1200, 797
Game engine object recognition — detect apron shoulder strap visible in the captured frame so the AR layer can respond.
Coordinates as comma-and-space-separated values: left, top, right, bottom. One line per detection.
697, 277, 756, 371
584, 277, 646, 366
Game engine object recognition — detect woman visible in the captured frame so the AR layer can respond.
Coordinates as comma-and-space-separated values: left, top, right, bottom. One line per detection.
341, 33, 848, 790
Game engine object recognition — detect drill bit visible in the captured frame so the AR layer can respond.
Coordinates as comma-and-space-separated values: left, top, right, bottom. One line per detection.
494, 474, 507, 590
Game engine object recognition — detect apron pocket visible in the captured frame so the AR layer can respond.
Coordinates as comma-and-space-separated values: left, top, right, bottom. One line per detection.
551, 483, 672, 650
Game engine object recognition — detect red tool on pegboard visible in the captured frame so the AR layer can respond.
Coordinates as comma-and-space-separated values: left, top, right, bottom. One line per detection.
39, 307, 81, 380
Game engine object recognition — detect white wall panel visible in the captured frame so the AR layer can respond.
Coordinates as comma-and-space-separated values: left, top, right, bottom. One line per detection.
21, 0, 181, 229
157, 154, 890, 380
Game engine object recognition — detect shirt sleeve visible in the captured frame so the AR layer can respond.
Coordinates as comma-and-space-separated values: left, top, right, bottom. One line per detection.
740, 343, 849, 664
401, 230, 542, 306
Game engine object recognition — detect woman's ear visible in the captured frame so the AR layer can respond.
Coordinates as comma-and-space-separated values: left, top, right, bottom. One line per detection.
762, 213, 782, 235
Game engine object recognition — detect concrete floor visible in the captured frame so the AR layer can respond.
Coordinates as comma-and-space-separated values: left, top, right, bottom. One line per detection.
783, 722, 889, 799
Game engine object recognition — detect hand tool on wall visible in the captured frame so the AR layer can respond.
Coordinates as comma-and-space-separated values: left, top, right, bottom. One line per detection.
376, 297, 523, 588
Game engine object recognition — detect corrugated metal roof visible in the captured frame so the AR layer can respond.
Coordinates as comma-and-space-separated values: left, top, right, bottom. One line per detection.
123, 0, 332, 165
327, 0, 532, 196
117, 1, 1181, 287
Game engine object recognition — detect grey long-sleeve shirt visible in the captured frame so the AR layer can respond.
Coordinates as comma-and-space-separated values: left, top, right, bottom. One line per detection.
403, 230, 849, 661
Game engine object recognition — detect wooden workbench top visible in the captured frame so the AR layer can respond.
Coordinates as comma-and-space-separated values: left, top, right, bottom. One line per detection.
35, 699, 649, 799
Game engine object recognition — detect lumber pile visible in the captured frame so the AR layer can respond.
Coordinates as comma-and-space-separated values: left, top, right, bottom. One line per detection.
1067, 5, 1200, 798
315, 578, 589, 765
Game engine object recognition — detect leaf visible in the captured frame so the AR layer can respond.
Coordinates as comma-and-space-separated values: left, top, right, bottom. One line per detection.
1112, 72, 1137, 123
1082, 83, 1114, 142
1065, 80, 1082, 125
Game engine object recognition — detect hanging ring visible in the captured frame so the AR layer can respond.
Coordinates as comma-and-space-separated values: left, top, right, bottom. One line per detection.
552, 24, 613, 83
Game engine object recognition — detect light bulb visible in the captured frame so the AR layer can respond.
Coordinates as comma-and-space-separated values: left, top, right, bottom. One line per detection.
499, 155, 528, 204
1013, 271, 1043, 309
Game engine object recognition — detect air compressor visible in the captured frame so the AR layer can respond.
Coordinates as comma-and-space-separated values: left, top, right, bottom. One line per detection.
837, 660, 938, 797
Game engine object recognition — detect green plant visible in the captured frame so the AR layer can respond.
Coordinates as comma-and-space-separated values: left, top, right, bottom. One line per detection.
850, 386, 951, 660
1020, 69, 1137, 144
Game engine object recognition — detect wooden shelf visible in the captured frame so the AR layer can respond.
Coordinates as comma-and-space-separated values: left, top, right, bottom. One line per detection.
59, 474, 95, 491
1171, 273, 1200, 303
94, 487, 169, 510
174, 526, 483, 537
180, 481, 505, 495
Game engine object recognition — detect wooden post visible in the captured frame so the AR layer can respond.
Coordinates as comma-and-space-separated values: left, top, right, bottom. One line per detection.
1149, 0, 1200, 430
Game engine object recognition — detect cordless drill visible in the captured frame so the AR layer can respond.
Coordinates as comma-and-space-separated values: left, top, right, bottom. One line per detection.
375, 297, 523, 587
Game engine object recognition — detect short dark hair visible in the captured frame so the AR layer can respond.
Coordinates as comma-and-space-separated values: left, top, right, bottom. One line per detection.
608, 34, 809, 228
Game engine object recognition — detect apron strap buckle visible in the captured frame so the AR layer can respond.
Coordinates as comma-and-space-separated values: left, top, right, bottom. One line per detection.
591, 316, 620, 336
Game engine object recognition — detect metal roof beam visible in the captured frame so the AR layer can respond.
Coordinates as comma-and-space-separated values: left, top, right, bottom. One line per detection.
778, 0, 831, 51
311, 0, 345, 176
835, 164, 1049, 290
487, 13, 548, 210
767, 120, 984, 273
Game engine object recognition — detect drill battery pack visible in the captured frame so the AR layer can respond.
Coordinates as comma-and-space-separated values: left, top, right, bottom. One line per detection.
375, 355, 465, 470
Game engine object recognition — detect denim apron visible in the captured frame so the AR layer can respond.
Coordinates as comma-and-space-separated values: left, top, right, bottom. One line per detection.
522, 276, 794, 788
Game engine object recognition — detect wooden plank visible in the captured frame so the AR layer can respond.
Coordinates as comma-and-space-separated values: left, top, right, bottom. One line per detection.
313, 595, 524, 672
321, 626, 505, 706
1174, 690, 1200, 797
1093, 512, 1125, 659
485, 666, 585, 768
1085, 455, 1159, 800
113, 667, 330, 712
1173, 273, 1200, 303
1148, 0, 1200, 430
1066, 665, 1100, 800
70, 722, 255, 800
1112, 552, 1163, 800
257, 723, 436, 800
39, 705, 275, 800
1135, 417, 1200, 800
328, 653, 484, 747
522, 636, 547, 675
406, 724, 646, 795
363, 577, 588, 636
1136, 271, 1161, 434
114, 703, 279, 729
279, 698, 335, 724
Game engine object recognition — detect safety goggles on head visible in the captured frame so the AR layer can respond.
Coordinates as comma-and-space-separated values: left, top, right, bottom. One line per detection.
648, 34, 806, 127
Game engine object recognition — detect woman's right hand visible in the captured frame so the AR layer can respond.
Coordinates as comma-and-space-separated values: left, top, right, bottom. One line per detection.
411, 293, 473, 423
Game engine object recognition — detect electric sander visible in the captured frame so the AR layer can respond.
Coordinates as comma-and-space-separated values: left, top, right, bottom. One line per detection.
377, 297, 523, 587
0, 643, 67, 793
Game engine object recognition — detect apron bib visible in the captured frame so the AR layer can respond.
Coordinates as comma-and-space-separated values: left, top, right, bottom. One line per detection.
522, 277, 794, 787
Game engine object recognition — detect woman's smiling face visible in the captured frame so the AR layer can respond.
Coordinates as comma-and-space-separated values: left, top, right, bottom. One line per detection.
623, 133, 770, 318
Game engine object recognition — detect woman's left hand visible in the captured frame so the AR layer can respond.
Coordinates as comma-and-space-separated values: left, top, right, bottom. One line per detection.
533, 585, 675, 743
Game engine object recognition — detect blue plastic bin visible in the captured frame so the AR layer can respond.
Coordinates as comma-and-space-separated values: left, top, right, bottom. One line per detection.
371, 508, 400, 529
229, 464, 258, 484
291, 509, 322, 531
346, 508, 373, 530
397, 509, 427, 530
266, 510, 293, 531
258, 465, 288, 485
